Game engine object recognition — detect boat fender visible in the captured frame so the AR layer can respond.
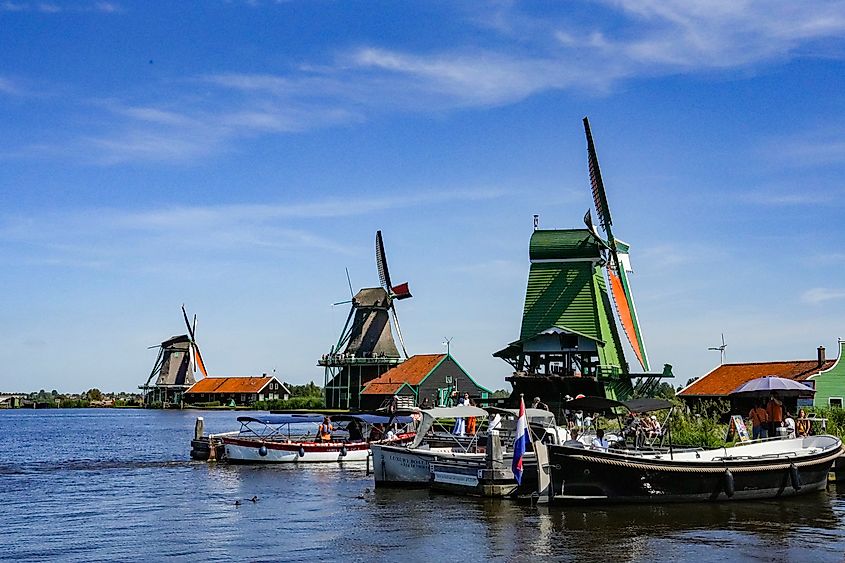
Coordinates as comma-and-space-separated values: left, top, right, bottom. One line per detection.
298, 446, 306, 458
723, 469, 735, 498
258, 445, 268, 457
340, 445, 347, 457
789, 463, 802, 491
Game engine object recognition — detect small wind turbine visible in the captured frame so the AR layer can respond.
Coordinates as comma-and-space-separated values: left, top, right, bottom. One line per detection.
708, 333, 727, 365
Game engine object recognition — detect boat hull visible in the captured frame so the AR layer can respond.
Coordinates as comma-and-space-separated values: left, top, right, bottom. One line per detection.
371, 444, 485, 485
547, 438, 842, 504
222, 433, 414, 464
371, 443, 538, 495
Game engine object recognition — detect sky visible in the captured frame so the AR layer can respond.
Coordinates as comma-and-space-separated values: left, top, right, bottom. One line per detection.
2, 1, 845, 393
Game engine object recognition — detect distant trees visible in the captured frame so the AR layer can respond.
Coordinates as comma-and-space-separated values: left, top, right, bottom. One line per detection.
491, 389, 510, 399
285, 381, 322, 398
85, 388, 103, 401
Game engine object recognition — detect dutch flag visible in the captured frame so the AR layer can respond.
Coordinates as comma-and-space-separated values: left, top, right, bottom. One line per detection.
511, 396, 530, 485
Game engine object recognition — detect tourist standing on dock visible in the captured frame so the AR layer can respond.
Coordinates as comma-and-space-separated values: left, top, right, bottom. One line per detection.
452, 393, 467, 436
767, 393, 784, 436
466, 398, 477, 436
749, 402, 769, 440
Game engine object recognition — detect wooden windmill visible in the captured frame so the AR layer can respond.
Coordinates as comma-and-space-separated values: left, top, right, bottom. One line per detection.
495, 118, 671, 405
320, 231, 412, 410
140, 304, 208, 407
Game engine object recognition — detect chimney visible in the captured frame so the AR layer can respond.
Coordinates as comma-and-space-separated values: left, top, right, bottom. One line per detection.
818, 346, 826, 367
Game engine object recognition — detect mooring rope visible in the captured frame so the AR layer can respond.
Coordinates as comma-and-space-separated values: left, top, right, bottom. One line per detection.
563, 446, 843, 473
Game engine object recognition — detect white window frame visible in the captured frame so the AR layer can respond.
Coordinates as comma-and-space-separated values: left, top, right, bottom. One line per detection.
829, 397, 843, 408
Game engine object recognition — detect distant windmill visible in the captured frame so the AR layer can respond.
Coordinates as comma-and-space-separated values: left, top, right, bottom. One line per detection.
708, 333, 727, 364
141, 304, 208, 406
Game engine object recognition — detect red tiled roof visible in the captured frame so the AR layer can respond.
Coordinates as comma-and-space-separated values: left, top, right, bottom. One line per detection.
679, 360, 835, 397
360, 354, 446, 395
185, 376, 274, 394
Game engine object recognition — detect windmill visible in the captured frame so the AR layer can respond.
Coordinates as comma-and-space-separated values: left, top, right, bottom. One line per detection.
320, 230, 412, 409
140, 305, 208, 406
708, 333, 727, 365
583, 116, 650, 373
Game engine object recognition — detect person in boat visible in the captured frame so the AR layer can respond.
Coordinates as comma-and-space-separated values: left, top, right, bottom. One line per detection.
563, 428, 584, 448
748, 401, 769, 440
531, 396, 549, 411
368, 423, 384, 442
318, 416, 333, 442
452, 393, 467, 436
590, 428, 609, 450
796, 409, 812, 437
783, 412, 796, 438
466, 398, 477, 436
766, 392, 784, 437
347, 419, 364, 442
420, 397, 430, 409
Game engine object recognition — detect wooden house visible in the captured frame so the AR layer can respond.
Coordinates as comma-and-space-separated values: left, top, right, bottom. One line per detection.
359, 353, 490, 410
183, 375, 290, 406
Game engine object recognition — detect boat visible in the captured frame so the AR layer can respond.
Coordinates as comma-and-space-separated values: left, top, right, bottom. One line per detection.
540, 397, 843, 504
219, 413, 415, 463
372, 405, 566, 496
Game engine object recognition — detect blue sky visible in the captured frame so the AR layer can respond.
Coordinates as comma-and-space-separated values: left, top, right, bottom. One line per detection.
2, 1, 845, 393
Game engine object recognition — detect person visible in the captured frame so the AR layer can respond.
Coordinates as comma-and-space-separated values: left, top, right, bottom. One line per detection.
749, 401, 769, 440
796, 409, 811, 437
783, 412, 796, 438
766, 392, 784, 437
466, 399, 477, 436
420, 397, 431, 409
563, 428, 584, 448
531, 396, 549, 410
346, 419, 364, 442
318, 416, 333, 442
591, 429, 609, 450
368, 423, 384, 442
452, 392, 467, 436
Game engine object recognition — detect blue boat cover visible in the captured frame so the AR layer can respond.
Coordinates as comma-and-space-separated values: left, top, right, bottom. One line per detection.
237, 414, 325, 425
236, 414, 414, 426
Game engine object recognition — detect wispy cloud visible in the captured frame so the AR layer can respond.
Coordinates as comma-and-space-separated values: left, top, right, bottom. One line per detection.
0, 188, 510, 270
0, 1, 119, 12
801, 287, 845, 304
10, 1, 845, 164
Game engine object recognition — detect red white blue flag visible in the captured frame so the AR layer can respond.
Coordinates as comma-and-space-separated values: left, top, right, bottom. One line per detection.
511, 396, 530, 485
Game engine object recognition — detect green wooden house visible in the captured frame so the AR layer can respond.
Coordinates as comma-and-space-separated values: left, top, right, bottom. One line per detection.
808, 340, 845, 408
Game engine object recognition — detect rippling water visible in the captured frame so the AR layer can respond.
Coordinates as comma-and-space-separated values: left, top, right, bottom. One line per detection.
2, 409, 843, 562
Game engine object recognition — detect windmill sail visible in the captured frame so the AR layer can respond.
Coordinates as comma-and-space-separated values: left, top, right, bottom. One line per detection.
182, 304, 208, 377
584, 117, 649, 371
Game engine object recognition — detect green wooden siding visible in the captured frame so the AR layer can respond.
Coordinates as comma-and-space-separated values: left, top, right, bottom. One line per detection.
520, 261, 599, 341
594, 267, 631, 399
812, 341, 845, 408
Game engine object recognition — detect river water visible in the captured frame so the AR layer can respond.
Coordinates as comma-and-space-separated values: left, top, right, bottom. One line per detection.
1, 409, 843, 562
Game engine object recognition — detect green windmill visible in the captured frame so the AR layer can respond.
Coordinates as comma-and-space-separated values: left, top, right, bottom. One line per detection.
495, 118, 671, 406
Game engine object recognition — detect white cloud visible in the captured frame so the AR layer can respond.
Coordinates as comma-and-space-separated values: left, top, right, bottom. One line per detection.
801, 287, 845, 304
10, 1, 845, 164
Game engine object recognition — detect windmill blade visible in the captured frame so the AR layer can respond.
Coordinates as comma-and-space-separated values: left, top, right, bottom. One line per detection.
606, 262, 650, 371
390, 304, 409, 358
375, 230, 393, 292
181, 304, 196, 343
332, 299, 353, 306
345, 267, 354, 299
583, 117, 613, 236
144, 347, 165, 386
193, 342, 208, 377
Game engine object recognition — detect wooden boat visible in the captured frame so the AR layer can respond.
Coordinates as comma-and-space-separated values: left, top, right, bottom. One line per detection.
543, 434, 843, 504
372, 405, 566, 496
220, 414, 414, 464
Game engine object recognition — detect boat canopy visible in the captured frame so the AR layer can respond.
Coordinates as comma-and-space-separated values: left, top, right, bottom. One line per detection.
487, 407, 556, 426
334, 414, 414, 425
410, 405, 489, 448
622, 398, 674, 413
237, 414, 325, 425
563, 396, 674, 413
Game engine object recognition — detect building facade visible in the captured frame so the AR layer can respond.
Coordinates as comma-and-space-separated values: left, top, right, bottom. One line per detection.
183, 376, 290, 406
